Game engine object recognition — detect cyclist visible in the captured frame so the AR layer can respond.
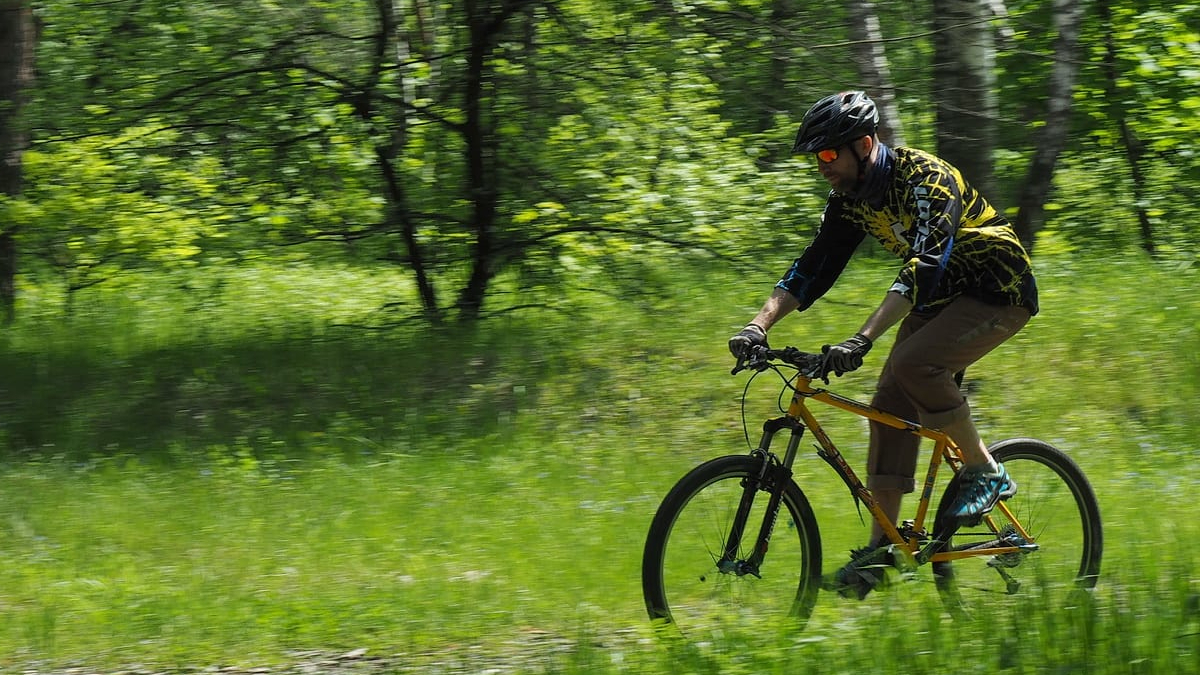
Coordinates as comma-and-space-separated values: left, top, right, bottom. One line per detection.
728, 90, 1038, 597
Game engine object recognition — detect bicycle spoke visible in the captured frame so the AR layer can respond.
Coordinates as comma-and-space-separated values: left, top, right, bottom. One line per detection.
642, 455, 821, 637
936, 439, 1102, 617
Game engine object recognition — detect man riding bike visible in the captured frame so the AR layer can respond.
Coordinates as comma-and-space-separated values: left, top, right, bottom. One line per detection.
728, 90, 1038, 598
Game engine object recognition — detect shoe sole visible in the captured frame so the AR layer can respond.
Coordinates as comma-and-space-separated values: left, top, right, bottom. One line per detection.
822, 572, 881, 600
999, 476, 1017, 500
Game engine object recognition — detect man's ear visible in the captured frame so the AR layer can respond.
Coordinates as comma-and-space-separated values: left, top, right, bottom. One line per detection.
861, 135, 874, 154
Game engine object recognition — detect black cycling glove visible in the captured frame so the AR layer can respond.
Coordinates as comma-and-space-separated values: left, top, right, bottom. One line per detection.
728, 323, 768, 358
820, 333, 872, 377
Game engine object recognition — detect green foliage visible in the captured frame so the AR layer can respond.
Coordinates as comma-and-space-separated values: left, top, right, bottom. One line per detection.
4, 1, 1199, 669
13, 0, 1200, 320
1000, 2, 1200, 257
3, 125, 228, 296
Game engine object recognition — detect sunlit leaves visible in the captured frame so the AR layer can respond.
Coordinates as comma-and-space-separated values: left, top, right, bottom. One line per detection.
993, 2, 1199, 256
16, 0, 1200, 320
7, 125, 230, 294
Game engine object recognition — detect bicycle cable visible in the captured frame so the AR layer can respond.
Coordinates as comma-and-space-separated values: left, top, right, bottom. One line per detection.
738, 360, 801, 453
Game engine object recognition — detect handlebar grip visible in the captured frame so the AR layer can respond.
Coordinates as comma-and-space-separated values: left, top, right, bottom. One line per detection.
731, 345, 826, 377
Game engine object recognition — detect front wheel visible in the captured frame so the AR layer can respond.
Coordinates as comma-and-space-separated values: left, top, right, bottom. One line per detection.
641, 454, 822, 637
934, 438, 1103, 616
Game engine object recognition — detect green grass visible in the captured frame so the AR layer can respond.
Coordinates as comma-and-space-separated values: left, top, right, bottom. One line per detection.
0, 255, 1197, 672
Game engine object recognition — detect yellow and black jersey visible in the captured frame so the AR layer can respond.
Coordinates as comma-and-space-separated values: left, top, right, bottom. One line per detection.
777, 146, 1039, 315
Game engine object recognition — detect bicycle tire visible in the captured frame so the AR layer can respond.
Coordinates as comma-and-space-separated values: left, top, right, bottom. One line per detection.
934, 438, 1103, 616
641, 454, 822, 637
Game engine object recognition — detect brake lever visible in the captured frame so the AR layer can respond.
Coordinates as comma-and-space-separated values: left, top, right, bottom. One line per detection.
731, 347, 770, 375
812, 363, 832, 384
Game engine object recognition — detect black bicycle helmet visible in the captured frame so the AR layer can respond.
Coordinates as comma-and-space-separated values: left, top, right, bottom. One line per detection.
792, 91, 879, 154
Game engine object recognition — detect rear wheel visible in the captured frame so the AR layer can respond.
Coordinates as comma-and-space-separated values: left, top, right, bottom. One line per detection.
934, 438, 1102, 616
641, 454, 822, 637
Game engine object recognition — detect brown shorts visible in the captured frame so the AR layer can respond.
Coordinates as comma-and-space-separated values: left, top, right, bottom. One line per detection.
866, 296, 1031, 493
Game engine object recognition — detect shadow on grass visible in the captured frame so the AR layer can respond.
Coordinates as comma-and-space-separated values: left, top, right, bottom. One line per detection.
0, 324, 566, 462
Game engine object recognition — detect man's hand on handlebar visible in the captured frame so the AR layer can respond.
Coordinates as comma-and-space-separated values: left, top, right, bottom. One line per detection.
728, 324, 871, 382
819, 333, 873, 379
728, 323, 768, 359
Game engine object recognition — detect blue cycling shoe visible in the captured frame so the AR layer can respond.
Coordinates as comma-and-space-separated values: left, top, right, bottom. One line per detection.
948, 464, 1017, 525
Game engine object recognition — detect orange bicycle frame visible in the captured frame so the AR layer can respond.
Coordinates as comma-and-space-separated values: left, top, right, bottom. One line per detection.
783, 374, 1031, 564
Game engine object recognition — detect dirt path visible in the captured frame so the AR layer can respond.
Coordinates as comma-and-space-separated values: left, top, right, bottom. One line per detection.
14, 628, 646, 675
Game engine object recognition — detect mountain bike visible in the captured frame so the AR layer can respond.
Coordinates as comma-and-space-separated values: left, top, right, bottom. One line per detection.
641, 344, 1102, 635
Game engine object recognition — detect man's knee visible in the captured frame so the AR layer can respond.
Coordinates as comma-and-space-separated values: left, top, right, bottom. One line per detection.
889, 356, 944, 392
920, 398, 972, 430
887, 354, 962, 416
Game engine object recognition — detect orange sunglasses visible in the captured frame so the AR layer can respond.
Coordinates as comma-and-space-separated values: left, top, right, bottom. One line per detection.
816, 147, 841, 163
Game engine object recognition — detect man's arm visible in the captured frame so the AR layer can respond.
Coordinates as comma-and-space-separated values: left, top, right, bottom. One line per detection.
728, 287, 803, 358
896, 166, 964, 308
749, 287, 801, 332
857, 290, 913, 342
731, 198, 861, 358
818, 290, 913, 376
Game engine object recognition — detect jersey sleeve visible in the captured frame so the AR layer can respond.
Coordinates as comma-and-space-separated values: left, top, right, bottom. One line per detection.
890, 171, 963, 308
776, 199, 865, 311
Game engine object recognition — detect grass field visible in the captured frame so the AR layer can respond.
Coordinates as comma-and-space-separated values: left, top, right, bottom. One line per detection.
0, 255, 1197, 673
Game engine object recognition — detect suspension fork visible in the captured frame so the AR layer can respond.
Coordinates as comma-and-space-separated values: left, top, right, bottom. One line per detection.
719, 416, 805, 576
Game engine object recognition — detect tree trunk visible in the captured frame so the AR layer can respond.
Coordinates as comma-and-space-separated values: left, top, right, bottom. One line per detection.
374, 0, 443, 323
1098, 0, 1155, 255
1011, 0, 1083, 248
847, 0, 905, 147
405, 0, 439, 102
757, 0, 794, 140
931, 0, 997, 197
456, 1, 533, 321
0, 0, 34, 325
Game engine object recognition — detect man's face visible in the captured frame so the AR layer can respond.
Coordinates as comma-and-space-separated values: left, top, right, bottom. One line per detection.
814, 136, 868, 193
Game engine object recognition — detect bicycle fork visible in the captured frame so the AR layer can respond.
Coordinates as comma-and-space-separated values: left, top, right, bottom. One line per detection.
718, 417, 805, 578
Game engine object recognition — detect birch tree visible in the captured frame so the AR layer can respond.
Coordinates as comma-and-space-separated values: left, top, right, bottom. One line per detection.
847, 0, 905, 146
1011, 0, 1083, 246
931, 0, 997, 196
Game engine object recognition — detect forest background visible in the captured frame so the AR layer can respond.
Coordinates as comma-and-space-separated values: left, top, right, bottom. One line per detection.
0, 0, 1197, 673
0, 0, 1197, 320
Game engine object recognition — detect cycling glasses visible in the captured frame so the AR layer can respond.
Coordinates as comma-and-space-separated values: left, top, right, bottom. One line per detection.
815, 147, 841, 163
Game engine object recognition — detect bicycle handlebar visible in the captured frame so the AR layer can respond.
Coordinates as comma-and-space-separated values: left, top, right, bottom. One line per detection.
731, 345, 825, 378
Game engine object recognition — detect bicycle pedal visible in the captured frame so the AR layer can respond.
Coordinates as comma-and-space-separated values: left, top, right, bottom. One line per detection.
822, 573, 880, 600
889, 546, 918, 574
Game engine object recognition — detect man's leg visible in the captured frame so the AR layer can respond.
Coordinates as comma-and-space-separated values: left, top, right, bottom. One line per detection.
865, 312, 932, 544
887, 297, 1031, 519
831, 357, 924, 599
866, 408, 920, 545
925, 402, 988, 466
889, 299, 1030, 455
